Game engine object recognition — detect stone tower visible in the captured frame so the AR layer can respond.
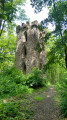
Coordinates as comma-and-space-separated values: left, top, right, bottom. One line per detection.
15, 20, 46, 74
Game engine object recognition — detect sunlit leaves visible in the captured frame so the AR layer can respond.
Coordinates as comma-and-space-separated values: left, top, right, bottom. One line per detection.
30, 0, 67, 68
0, 0, 27, 36
0, 32, 16, 69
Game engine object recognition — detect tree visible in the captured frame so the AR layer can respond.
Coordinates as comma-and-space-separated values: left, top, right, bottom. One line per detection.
0, 29, 16, 71
30, 0, 67, 69
0, 0, 27, 37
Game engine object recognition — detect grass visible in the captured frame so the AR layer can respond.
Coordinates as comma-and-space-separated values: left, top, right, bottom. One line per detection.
0, 102, 33, 120
0, 85, 47, 120
0, 95, 34, 120
0, 87, 47, 120
34, 96, 43, 101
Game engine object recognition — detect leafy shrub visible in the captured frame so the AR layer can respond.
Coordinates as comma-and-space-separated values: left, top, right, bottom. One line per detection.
0, 76, 16, 96
0, 66, 33, 97
0, 66, 46, 98
0, 101, 34, 120
60, 99, 67, 117
55, 71, 67, 117
25, 67, 45, 88
0, 102, 18, 119
2, 66, 26, 84
0, 66, 46, 119
0, 101, 27, 120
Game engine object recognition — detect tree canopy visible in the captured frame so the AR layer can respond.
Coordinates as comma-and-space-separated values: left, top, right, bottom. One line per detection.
30, 0, 67, 69
0, 0, 27, 36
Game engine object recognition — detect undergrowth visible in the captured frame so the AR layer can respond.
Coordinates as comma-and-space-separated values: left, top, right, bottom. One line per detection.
0, 66, 46, 98
55, 70, 67, 118
0, 66, 46, 119
0, 100, 33, 120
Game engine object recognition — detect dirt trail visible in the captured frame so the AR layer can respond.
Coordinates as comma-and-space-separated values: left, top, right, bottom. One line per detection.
31, 86, 61, 120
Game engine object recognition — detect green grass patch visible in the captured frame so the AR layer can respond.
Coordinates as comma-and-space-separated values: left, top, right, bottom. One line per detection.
34, 96, 43, 101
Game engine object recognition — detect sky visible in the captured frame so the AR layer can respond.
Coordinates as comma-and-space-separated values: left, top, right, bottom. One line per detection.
17, 0, 54, 31
24, 0, 49, 23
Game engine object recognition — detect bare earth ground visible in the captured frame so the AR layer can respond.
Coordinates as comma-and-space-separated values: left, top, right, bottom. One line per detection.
30, 86, 62, 120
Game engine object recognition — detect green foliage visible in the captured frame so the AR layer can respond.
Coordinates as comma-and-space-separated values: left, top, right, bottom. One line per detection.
0, 66, 46, 98
55, 71, 67, 117
34, 96, 43, 101
35, 42, 42, 53
30, 0, 53, 13
35, 40, 45, 53
2, 66, 25, 84
0, 66, 46, 119
25, 67, 45, 88
0, 100, 33, 120
0, 66, 33, 98
30, 0, 67, 69
0, 102, 19, 119
43, 34, 66, 73
0, 32, 16, 71
0, 0, 27, 36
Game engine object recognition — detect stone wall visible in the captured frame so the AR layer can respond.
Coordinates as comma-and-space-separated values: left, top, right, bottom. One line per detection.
15, 20, 46, 74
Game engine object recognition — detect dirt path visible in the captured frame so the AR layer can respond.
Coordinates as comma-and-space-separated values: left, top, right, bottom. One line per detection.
30, 86, 61, 120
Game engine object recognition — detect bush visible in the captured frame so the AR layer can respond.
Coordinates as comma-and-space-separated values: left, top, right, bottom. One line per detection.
0, 100, 34, 120
0, 66, 46, 98
25, 67, 45, 88
55, 71, 67, 117
0, 102, 23, 120
0, 66, 46, 119
0, 76, 16, 96
2, 66, 26, 84
0, 102, 17, 118
0, 66, 33, 97
0, 75, 32, 97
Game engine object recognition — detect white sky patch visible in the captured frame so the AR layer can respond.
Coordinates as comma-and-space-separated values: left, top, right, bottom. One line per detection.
24, 0, 49, 23
16, 0, 55, 31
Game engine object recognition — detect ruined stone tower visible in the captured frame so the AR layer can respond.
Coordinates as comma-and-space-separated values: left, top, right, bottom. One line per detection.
15, 20, 46, 74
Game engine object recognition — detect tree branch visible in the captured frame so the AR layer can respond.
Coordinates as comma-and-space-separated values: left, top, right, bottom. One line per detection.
0, 21, 5, 37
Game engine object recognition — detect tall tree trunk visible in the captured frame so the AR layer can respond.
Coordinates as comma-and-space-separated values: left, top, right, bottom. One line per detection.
53, 0, 56, 9
0, 21, 5, 37
0, 0, 5, 37
65, 45, 67, 69
0, 20, 2, 29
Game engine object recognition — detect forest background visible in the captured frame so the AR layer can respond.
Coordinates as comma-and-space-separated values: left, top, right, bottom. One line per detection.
0, 0, 67, 119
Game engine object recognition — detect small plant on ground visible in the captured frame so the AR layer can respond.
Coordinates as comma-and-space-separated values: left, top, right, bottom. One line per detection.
34, 96, 43, 101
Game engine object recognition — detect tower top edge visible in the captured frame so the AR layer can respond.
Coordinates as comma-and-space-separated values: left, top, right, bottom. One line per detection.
16, 20, 41, 33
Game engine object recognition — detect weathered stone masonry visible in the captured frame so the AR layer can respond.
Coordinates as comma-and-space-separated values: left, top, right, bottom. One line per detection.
15, 20, 46, 74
